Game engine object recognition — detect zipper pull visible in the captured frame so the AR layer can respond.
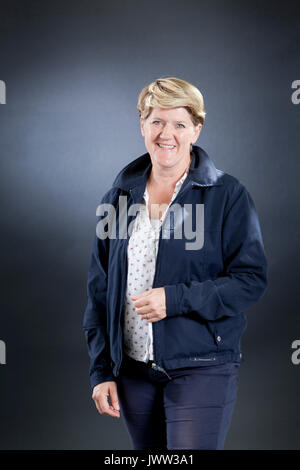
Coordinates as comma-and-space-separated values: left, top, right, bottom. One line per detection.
151, 362, 172, 380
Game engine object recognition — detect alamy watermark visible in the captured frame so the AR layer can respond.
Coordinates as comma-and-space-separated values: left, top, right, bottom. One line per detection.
96, 198, 204, 250
291, 340, 300, 365
0, 80, 6, 104
0, 340, 6, 365
291, 80, 300, 104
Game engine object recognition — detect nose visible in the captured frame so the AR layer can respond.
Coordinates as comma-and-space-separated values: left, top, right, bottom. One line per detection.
159, 123, 173, 139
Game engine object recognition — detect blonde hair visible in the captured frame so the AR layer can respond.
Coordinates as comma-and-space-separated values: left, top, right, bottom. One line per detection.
137, 77, 206, 126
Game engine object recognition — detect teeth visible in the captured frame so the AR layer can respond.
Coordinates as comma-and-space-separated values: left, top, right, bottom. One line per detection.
158, 144, 175, 149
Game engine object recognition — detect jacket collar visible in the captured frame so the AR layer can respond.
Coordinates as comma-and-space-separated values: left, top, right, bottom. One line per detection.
112, 144, 223, 191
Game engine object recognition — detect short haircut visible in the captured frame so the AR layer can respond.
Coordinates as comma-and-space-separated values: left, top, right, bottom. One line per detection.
137, 77, 206, 126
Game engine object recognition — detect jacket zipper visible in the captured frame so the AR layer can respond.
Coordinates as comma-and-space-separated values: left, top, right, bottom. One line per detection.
149, 179, 196, 379
151, 362, 172, 380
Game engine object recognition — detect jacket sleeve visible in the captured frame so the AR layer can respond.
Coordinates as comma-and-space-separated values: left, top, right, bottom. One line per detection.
83, 199, 115, 389
164, 182, 268, 321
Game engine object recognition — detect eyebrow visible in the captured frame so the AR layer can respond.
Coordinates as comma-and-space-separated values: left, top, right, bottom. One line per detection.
151, 117, 188, 124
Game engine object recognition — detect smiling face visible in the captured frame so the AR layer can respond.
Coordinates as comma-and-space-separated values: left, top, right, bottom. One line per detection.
140, 107, 202, 172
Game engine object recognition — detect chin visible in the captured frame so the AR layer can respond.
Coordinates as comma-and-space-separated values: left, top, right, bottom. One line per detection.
154, 151, 183, 166
153, 156, 175, 167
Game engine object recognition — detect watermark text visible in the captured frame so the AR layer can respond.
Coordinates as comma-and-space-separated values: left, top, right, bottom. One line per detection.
291, 80, 300, 104
96, 198, 204, 250
0, 80, 6, 104
0, 340, 6, 365
291, 340, 300, 365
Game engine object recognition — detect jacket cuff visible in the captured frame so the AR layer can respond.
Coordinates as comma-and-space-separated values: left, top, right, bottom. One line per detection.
164, 285, 180, 317
90, 368, 116, 390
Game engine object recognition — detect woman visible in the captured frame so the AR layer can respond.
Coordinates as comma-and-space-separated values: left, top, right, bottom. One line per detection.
83, 77, 268, 450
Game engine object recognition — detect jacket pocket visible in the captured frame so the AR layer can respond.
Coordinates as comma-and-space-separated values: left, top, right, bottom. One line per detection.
164, 314, 219, 359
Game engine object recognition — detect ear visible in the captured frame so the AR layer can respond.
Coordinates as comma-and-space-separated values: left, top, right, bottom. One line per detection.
140, 116, 145, 137
191, 123, 202, 144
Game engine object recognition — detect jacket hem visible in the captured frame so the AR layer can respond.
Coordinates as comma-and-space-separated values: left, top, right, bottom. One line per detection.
161, 351, 243, 370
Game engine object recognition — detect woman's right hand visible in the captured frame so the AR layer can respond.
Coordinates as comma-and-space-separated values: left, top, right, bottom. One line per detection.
92, 381, 120, 418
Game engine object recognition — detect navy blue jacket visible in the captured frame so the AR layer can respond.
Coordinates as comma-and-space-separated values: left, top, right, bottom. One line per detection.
83, 145, 268, 389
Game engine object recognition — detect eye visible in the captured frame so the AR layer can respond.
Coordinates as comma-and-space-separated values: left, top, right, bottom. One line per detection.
152, 120, 161, 125
177, 123, 185, 128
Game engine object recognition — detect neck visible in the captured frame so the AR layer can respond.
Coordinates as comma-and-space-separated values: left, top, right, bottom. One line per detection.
148, 154, 192, 188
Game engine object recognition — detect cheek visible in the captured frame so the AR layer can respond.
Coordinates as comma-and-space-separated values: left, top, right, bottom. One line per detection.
177, 136, 189, 146
144, 128, 155, 140
183, 132, 194, 144
151, 128, 159, 138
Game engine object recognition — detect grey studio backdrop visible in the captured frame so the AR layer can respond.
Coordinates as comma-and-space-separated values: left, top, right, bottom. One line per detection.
0, 0, 299, 450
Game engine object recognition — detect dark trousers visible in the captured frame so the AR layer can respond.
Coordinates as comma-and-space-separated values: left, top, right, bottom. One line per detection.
116, 353, 240, 450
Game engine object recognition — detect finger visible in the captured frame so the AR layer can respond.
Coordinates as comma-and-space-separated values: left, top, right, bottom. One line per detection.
146, 311, 165, 322
132, 299, 151, 308
145, 314, 156, 322
143, 312, 157, 321
103, 403, 120, 418
131, 289, 152, 300
95, 393, 120, 418
135, 306, 153, 315
108, 385, 121, 418
110, 390, 120, 412
108, 405, 120, 418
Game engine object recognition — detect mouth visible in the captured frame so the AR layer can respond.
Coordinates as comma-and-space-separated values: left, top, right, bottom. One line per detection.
156, 143, 176, 150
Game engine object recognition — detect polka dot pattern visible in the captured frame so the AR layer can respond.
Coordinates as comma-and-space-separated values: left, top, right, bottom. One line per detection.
123, 170, 188, 363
